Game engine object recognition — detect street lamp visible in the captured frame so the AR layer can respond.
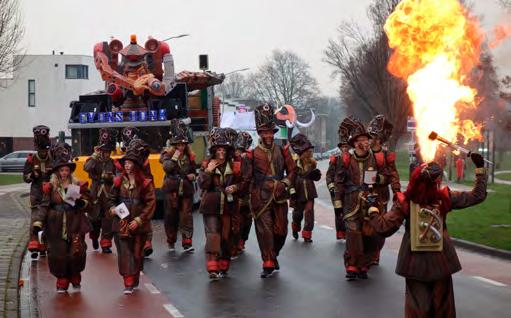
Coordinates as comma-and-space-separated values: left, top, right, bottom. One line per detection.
162, 34, 190, 42
225, 68, 250, 76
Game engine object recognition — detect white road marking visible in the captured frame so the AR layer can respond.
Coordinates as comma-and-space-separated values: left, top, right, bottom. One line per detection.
320, 225, 334, 230
144, 283, 160, 294
164, 304, 184, 317
161, 263, 168, 269
472, 276, 507, 287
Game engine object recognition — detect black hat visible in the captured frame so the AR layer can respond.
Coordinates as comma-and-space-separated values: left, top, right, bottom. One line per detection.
32, 125, 51, 150
51, 142, 76, 173
168, 119, 191, 145
338, 117, 355, 147
120, 139, 150, 167
367, 115, 393, 143
290, 133, 314, 155
97, 128, 117, 152
235, 132, 253, 151
208, 128, 234, 154
254, 103, 278, 133
347, 117, 372, 147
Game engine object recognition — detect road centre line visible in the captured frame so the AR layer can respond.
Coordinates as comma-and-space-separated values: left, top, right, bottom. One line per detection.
163, 303, 185, 317
144, 283, 160, 294
472, 276, 507, 287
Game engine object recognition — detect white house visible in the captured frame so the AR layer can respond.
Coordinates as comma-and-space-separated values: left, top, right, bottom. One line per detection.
0, 54, 103, 153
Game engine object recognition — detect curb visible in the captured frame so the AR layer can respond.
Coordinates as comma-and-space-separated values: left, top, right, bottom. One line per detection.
2, 192, 30, 318
452, 237, 511, 261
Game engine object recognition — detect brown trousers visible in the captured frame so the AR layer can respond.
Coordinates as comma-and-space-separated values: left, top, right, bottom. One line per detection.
47, 234, 87, 279
203, 214, 233, 272
292, 200, 315, 237
164, 195, 193, 245
89, 196, 113, 246
114, 233, 147, 277
405, 276, 456, 318
239, 204, 252, 242
254, 201, 288, 268
344, 214, 378, 271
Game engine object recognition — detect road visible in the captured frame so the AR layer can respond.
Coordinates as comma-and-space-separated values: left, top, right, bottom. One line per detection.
24, 160, 511, 317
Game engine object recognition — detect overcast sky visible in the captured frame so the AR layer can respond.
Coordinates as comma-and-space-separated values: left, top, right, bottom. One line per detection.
19, 0, 511, 96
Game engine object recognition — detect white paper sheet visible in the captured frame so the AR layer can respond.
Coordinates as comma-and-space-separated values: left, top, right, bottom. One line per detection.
114, 202, 130, 219
64, 184, 81, 206
364, 170, 377, 185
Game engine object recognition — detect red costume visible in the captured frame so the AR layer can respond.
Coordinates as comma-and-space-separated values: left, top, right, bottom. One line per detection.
369, 156, 487, 317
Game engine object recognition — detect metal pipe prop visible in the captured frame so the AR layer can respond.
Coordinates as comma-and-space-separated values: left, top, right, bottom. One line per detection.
428, 131, 494, 165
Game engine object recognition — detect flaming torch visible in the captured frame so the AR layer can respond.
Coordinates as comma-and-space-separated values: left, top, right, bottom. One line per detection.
385, 0, 485, 162
428, 131, 493, 165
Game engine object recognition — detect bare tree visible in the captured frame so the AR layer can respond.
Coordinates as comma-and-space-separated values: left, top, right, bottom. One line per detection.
0, 0, 24, 79
324, 0, 410, 149
247, 50, 319, 108
216, 73, 248, 99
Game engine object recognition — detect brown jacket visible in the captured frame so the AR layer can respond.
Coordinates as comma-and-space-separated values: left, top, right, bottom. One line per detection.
372, 150, 401, 206
326, 154, 343, 208
160, 148, 197, 197
198, 160, 242, 215
23, 152, 53, 207
33, 175, 92, 240
369, 170, 487, 281
292, 156, 319, 202
334, 151, 386, 219
108, 174, 156, 235
242, 143, 296, 217
84, 154, 116, 201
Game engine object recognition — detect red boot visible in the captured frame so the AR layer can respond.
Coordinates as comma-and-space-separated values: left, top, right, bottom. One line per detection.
56, 278, 69, 293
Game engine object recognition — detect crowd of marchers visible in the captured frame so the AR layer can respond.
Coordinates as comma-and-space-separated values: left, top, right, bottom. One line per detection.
24, 104, 487, 317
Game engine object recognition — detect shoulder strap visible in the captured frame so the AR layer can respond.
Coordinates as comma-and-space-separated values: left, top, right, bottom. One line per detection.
342, 153, 350, 168
113, 176, 122, 188
42, 182, 52, 194
374, 152, 385, 169
232, 160, 241, 176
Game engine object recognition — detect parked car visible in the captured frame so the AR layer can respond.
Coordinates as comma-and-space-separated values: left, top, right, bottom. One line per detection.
0, 151, 35, 172
322, 148, 340, 159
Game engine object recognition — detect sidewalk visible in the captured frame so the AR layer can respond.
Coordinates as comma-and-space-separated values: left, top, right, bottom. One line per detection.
0, 190, 31, 318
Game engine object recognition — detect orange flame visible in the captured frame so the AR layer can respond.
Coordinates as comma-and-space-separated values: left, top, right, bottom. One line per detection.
385, 0, 484, 161
489, 23, 511, 49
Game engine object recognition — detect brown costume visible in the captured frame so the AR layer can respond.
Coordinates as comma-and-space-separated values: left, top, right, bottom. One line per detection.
241, 104, 296, 277
23, 125, 53, 257
116, 129, 155, 257
334, 118, 386, 278
289, 134, 321, 241
369, 160, 487, 317
234, 132, 253, 253
326, 118, 352, 240
32, 142, 92, 291
367, 115, 401, 264
198, 128, 242, 278
108, 140, 156, 290
84, 128, 117, 252
161, 119, 197, 250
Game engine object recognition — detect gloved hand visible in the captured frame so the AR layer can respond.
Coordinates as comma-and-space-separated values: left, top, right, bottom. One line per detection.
366, 193, 379, 208
290, 190, 297, 201
32, 225, 42, 237
470, 153, 484, 168
309, 169, 322, 181
75, 198, 87, 209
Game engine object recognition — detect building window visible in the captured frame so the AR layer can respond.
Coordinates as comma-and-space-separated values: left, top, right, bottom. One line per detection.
65, 65, 88, 79
28, 80, 35, 107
